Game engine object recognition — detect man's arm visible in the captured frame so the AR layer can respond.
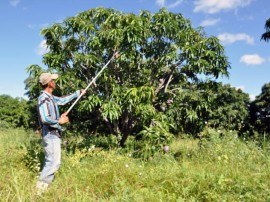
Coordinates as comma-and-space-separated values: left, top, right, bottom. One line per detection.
53, 90, 80, 106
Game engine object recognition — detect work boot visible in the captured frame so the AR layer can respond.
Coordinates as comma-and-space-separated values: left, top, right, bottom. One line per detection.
36, 181, 49, 195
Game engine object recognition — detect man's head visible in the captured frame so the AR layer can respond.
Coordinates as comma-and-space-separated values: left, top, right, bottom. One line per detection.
39, 73, 58, 89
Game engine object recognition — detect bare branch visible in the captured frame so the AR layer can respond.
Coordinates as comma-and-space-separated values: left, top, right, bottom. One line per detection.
155, 78, 165, 94
164, 74, 173, 93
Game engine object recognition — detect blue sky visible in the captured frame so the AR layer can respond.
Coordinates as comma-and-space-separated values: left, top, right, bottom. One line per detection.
0, 0, 269, 100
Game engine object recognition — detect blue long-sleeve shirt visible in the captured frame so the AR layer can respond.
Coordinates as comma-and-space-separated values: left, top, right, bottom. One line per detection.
37, 90, 80, 132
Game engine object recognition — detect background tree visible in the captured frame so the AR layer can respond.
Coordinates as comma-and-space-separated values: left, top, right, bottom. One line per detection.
25, 8, 230, 147
250, 83, 270, 134
165, 82, 250, 136
261, 18, 270, 42
206, 83, 250, 131
24, 65, 43, 130
0, 95, 30, 128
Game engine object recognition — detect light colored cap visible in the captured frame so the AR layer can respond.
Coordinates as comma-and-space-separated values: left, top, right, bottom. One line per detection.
39, 73, 58, 85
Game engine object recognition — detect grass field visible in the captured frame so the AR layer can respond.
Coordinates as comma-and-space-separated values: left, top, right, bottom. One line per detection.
0, 128, 270, 201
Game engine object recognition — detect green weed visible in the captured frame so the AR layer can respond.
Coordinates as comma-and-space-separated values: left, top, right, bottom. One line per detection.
1, 128, 270, 201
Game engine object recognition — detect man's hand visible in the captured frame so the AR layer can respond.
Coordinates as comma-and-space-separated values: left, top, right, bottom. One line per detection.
115, 52, 120, 59
80, 89, 86, 96
58, 112, 69, 125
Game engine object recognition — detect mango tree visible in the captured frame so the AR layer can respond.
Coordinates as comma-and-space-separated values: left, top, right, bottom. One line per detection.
25, 8, 230, 148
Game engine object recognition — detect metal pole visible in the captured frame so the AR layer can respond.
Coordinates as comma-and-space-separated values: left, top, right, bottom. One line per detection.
66, 53, 118, 114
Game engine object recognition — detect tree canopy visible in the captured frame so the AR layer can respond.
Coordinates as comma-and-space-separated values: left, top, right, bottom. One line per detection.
261, 18, 270, 42
250, 83, 270, 134
0, 95, 29, 128
25, 7, 230, 147
165, 82, 250, 136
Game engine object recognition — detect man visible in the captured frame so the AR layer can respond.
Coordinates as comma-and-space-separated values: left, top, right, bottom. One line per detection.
36, 72, 85, 194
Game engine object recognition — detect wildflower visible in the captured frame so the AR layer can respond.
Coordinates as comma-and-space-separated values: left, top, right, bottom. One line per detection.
125, 164, 129, 168
163, 145, 169, 153
167, 99, 173, 105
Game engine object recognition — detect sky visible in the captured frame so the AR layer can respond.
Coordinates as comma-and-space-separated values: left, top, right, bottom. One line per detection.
0, 0, 269, 100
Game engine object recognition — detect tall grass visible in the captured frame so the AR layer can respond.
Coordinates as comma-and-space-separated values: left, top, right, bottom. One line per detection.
0, 128, 270, 201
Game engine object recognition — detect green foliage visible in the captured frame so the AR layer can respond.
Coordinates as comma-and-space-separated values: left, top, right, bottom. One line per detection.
250, 83, 270, 134
165, 86, 208, 135
1, 129, 270, 201
261, 18, 270, 42
0, 95, 30, 128
24, 65, 43, 100
165, 83, 250, 136
23, 139, 43, 174
138, 115, 174, 159
25, 7, 230, 147
206, 83, 250, 131
63, 133, 119, 154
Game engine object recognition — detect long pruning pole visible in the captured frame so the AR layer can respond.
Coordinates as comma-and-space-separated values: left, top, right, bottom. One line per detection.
66, 52, 118, 115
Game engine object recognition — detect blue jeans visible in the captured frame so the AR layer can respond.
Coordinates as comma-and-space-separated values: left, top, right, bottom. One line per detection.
38, 132, 61, 184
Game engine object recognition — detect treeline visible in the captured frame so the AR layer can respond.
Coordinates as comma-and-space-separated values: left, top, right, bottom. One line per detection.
0, 95, 30, 128
0, 81, 269, 136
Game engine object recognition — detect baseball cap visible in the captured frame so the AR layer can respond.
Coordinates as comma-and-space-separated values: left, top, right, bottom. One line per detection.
39, 73, 59, 85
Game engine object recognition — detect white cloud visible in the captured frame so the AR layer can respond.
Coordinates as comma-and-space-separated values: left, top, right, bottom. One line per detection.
156, 0, 166, 7
200, 18, 220, 27
9, 0, 20, 7
27, 24, 35, 29
238, 15, 254, 21
40, 23, 50, 29
234, 87, 257, 100
240, 54, 265, 65
249, 94, 256, 101
36, 40, 49, 56
218, 33, 254, 45
235, 85, 245, 91
156, 0, 183, 9
167, 0, 183, 9
194, 0, 253, 14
